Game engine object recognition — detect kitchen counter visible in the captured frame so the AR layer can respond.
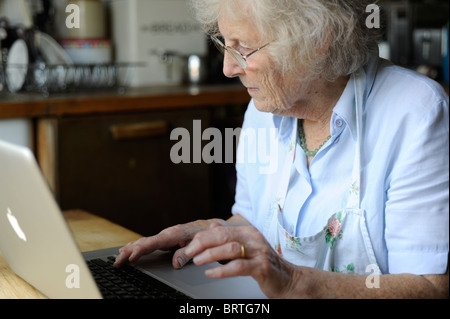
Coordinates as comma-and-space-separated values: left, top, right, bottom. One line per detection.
0, 83, 250, 119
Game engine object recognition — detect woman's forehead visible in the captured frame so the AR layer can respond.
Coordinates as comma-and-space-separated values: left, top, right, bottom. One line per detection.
217, 12, 262, 43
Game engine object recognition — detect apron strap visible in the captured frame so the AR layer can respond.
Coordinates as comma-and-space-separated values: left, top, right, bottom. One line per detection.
275, 118, 298, 210
346, 68, 366, 209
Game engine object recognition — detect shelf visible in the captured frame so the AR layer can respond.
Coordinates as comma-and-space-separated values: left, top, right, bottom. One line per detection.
0, 83, 250, 119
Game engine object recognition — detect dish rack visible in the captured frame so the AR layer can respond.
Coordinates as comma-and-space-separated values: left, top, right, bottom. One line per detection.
0, 62, 142, 96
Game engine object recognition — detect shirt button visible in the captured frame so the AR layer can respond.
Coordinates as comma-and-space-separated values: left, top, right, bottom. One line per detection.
335, 119, 343, 127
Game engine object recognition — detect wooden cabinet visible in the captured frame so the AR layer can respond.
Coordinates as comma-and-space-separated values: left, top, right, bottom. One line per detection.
49, 109, 213, 235
1, 85, 250, 236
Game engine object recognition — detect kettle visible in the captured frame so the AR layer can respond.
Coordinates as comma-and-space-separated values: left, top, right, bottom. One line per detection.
152, 49, 208, 85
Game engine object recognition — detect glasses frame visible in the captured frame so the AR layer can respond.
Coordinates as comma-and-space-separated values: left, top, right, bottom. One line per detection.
210, 33, 270, 69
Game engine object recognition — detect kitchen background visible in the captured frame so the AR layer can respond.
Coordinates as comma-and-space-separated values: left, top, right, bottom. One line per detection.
0, 0, 448, 235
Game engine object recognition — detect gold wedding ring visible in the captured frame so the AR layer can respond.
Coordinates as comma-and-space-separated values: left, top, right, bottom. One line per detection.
240, 243, 246, 258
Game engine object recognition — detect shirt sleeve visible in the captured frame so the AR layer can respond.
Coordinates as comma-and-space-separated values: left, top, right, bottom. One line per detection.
385, 94, 449, 275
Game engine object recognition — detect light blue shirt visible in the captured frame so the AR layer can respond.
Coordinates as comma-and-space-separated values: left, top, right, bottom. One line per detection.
232, 57, 449, 275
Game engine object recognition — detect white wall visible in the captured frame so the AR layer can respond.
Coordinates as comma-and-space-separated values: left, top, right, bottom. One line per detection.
0, 118, 33, 149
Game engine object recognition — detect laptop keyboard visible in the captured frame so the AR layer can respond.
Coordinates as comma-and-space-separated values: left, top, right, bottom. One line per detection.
87, 256, 191, 299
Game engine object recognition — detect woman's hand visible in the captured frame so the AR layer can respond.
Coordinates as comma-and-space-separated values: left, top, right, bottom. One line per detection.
113, 214, 251, 269
114, 215, 301, 298
114, 219, 219, 269
184, 223, 298, 298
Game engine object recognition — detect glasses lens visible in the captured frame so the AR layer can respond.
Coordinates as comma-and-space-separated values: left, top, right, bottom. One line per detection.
228, 49, 247, 69
211, 35, 248, 69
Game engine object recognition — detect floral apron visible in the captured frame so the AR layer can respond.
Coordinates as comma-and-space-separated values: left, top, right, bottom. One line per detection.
264, 68, 379, 275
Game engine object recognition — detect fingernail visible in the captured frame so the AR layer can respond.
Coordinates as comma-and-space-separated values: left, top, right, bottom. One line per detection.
205, 268, 218, 278
177, 257, 186, 268
192, 255, 200, 265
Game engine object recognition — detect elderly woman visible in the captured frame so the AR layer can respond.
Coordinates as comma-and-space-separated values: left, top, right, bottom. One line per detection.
115, 0, 449, 298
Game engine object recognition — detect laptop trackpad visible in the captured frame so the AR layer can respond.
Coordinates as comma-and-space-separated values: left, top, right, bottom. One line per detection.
134, 251, 267, 299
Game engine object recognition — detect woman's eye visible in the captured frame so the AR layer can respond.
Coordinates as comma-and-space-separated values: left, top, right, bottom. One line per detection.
237, 44, 253, 55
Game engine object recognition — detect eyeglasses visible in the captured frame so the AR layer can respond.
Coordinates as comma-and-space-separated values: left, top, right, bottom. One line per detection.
210, 33, 270, 69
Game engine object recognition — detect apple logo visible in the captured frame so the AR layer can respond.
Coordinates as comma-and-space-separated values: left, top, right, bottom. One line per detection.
7, 208, 27, 242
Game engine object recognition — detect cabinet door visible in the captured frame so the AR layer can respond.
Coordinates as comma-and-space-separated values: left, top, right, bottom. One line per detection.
56, 109, 212, 236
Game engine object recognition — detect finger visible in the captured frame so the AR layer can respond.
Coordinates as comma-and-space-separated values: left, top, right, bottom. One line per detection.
193, 241, 243, 266
184, 226, 237, 258
114, 235, 166, 267
114, 224, 196, 267
208, 222, 223, 229
204, 258, 255, 279
114, 238, 151, 267
172, 245, 192, 269
114, 242, 135, 267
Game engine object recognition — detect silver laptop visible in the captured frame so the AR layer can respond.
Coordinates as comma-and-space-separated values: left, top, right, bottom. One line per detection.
0, 139, 266, 299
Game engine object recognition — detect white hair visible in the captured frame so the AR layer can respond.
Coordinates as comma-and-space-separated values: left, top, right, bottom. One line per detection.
189, 0, 381, 81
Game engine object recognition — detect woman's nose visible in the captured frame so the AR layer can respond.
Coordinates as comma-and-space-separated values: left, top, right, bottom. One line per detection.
222, 52, 245, 78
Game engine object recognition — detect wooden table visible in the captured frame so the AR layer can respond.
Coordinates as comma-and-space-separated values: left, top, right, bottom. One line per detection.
0, 210, 142, 299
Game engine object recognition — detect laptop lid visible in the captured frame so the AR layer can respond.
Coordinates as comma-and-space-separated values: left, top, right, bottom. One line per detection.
0, 140, 102, 299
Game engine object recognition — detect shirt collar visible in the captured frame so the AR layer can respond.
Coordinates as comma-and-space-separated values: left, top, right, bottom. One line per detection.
332, 75, 356, 140
332, 52, 380, 140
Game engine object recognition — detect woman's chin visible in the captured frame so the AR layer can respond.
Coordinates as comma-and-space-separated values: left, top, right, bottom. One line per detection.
253, 100, 277, 114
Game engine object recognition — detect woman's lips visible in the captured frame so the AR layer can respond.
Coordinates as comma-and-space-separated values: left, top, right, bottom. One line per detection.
247, 87, 259, 93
